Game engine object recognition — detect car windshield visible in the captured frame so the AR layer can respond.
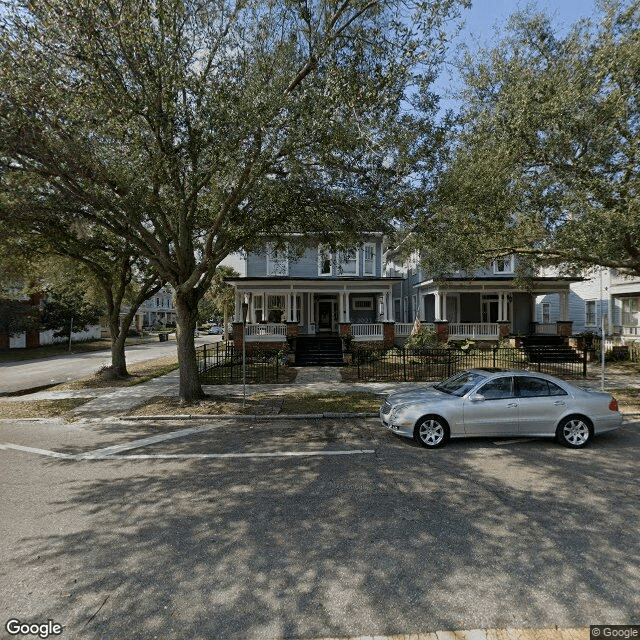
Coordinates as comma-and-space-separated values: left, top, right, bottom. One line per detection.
434, 371, 487, 397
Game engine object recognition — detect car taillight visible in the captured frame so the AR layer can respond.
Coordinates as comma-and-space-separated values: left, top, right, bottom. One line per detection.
609, 397, 619, 412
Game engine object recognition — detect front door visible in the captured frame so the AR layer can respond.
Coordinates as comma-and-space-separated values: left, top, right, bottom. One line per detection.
318, 301, 333, 332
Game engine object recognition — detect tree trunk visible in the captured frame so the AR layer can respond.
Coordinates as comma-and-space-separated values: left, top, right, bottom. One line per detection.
175, 290, 205, 401
111, 324, 129, 377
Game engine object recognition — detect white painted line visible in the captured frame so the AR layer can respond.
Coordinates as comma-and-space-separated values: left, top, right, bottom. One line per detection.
0, 443, 76, 459
107, 450, 376, 460
77, 423, 221, 459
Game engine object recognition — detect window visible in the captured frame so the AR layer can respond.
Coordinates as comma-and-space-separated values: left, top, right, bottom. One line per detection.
622, 298, 639, 326
363, 243, 376, 276
585, 300, 597, 326
266, 243, 288, 276
318, 245, 332, 276
254, 295, 263, 323
338, 248, 358, 275
352, 297, 373, 310
267, 295, 285, 322
478, 377, 514, 400
493, 256, 514, 274
517, 376, 568, 398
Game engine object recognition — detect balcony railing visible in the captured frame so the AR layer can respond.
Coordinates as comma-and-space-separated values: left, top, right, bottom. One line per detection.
449, 323, 499, 339
352, 323, 383, 341
245, 323, 287, 341
534, 323, 557, 335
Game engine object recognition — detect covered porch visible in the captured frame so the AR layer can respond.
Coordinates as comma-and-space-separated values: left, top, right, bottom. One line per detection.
413, 278, 577, 341
228, 277, 401, 345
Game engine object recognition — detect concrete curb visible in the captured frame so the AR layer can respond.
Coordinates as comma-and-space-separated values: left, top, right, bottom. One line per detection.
120, 412, 380, 421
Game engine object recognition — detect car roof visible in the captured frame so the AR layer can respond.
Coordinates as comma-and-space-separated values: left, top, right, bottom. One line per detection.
468, 368, 575, 386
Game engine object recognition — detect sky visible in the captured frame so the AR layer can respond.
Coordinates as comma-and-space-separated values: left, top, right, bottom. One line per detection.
435, 0, 601, 111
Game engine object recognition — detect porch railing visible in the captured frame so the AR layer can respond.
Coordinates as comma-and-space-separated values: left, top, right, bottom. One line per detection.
394, 323, 415, 337
352, 323, 383, 340
449, 323, 499, 339
245, 323, 287, 340
621, 325, 640, 337
534, 323, 558, 335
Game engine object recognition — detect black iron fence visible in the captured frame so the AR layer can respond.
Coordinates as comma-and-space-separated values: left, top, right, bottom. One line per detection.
196, 343, 284, 384
351, 346, 592, 382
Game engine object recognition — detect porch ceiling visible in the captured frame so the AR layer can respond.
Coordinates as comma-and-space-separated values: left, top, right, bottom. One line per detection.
414, 276, 580, 294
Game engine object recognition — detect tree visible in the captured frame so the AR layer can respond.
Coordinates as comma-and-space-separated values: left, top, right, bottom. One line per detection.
40, 281, 104, 342
0, 218, 164, 376
409, 0, 640, 279
0, 0, 467, 399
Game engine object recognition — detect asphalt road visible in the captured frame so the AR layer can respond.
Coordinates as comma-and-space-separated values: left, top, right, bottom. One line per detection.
0, 336, 220, 394
0, 415, 638, 639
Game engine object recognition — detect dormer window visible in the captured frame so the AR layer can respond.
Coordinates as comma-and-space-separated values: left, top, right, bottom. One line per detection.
493, 256, 514, 274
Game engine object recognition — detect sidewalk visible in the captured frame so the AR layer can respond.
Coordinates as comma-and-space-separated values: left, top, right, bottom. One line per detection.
2, 366, 639, 420
310, 628, 589, 640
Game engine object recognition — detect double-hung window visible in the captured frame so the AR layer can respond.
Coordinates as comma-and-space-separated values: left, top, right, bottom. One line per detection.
585, 300, 597, 327
493, 256, 514, 274
318, 245, 332, 276
338, 249, 358, 275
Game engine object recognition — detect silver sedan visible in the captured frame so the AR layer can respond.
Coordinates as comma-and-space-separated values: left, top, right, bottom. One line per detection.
379, 369, 623, 449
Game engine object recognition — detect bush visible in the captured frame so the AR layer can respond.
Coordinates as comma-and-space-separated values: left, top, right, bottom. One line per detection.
405, 326, 437, 350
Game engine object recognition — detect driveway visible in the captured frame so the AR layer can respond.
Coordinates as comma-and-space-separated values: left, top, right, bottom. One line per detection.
0, 415, 638, 639
0, 336, 220, 394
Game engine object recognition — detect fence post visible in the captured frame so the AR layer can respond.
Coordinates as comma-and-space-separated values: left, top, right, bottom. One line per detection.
447, 349, 452, 378
203, 344, 207, 371
402, 347, 407, 381
492, 345, 497, 369
583, 345, 588, 378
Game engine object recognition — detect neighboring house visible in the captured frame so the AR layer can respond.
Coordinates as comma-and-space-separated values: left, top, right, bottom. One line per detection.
390, 252, 580, 342
536, 268, 640, 341
137, 287, 177, 329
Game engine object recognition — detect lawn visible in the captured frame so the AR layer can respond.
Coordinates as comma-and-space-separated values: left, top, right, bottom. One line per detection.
0, 398, 90, 419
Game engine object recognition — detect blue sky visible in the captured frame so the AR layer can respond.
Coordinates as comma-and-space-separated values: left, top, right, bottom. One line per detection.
435, 0, 601, 110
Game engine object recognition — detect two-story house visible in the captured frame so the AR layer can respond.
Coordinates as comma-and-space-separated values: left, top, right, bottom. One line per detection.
226, 234, 406, 363
390, 253, 580, 342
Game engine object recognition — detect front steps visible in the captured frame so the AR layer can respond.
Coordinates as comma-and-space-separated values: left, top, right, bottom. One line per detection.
295, 336, 344, 367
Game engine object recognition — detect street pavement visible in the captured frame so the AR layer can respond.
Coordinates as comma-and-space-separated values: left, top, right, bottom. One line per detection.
0, 363, 639, 639
0, 335, 220, 395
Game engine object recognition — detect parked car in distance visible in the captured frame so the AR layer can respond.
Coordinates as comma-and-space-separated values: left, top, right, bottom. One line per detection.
380, 369, 623, 449
208, 326, 224, 335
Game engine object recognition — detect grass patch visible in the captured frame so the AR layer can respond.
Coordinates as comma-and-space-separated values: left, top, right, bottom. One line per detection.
0, 336, 163, 362
200, 364, 298, 385
128, 394, 281, 416
129, 390, 380, 417
51, 356, 180, 391
0, 398, 90, 419
265, 390, 380, 414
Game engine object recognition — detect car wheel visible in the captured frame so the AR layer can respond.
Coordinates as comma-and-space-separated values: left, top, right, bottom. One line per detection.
413, 416, 449, 449
556, 415, 593, 448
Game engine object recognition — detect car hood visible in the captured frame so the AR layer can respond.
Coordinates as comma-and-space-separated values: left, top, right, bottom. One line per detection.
385, 386, 452, 405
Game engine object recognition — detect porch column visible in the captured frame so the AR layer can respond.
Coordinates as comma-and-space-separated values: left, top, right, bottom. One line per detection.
560, 291, 569, 321
234, 291, 242, 321
497, 293, 504, 322
441, 293, 447, 321
345, 292, 351, 323
434, 292, 442, 321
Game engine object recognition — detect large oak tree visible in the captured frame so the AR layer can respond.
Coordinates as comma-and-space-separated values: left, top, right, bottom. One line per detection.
408, 0, 640, 279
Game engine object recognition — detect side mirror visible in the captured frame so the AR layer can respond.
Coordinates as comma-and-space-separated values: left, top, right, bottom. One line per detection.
470, 393, 485, 402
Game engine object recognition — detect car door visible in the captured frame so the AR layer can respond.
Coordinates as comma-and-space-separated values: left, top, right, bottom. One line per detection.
462, 375, 518, 436
515, 375, 569, 436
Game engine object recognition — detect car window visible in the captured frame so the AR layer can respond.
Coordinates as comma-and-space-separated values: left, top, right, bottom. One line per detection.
477, 376, 514, 400
517, 376, 550, 397
517, 376, 569, 398
435, 371, 487, 397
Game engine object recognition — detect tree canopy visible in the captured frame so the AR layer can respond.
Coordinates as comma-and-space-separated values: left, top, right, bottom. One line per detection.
0, 0, 468, 398
407, 0, 640, 278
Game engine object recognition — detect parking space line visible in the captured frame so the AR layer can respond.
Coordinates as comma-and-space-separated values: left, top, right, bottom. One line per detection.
107, 450, 376, 459
0, 443, 76, 459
